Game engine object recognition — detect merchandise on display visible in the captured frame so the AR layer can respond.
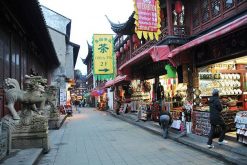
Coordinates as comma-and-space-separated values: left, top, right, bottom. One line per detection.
235, 111, 247, 144
194, 58, 247, 140
192, 110, 237, 136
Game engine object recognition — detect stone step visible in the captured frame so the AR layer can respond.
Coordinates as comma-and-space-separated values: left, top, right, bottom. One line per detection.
179, 136, 247, 165
108, 110, 247, 165
187, 132, 247, 157
0, 148, 43, 165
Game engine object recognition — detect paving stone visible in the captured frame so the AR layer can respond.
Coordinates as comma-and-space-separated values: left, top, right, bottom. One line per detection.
37, 108, 229, 165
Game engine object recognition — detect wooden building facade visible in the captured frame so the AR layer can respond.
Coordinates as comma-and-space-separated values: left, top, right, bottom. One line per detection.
0, 0, 59, 118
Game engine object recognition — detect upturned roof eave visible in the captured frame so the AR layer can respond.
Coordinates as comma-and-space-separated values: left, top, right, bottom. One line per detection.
107, 12, 135, 35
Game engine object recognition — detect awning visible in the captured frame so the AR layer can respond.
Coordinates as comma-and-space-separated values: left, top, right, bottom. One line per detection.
104, 75, 131, 88
150, 45, 170, 62
104, 80, 114, 88
90, 89, 105, 96
119, 45, 170, 71
168, 15, 247, 58
114, 75, 130, 84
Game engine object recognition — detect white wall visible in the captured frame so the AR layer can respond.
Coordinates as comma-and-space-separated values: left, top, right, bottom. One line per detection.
48, 28, 67, 82
107, 88, 114, 110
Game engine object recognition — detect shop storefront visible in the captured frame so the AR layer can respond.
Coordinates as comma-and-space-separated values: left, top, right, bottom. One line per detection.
158, 66, 190, 131
127, 79, 153, 120
91, 89, 106, 110
193, 57, 247, 143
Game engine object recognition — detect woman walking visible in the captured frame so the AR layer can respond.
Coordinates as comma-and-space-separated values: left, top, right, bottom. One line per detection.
207, 89, 228, 148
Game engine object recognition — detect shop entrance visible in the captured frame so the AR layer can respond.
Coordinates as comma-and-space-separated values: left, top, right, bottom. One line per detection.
194, 56, 247, 144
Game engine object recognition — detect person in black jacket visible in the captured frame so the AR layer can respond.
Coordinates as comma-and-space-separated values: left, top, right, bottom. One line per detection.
159, 110, 172, 139
207, 89, 228, 148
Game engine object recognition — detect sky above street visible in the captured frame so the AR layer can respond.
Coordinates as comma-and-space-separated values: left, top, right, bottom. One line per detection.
39, 0, 134, 75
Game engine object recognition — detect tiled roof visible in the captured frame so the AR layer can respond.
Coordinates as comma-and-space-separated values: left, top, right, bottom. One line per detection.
83, 41, 92, 65
107, 12, 135, 35
2, 0, 60, 68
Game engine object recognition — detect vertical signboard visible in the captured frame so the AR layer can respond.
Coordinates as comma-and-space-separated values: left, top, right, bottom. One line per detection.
133, 0, 161, 40
60, 89, 67, 106
93, 34, 114, 80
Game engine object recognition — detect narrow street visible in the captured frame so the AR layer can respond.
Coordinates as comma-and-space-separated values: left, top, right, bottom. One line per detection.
38, 108, 227, 165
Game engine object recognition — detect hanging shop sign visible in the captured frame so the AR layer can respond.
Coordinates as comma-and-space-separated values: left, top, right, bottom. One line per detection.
133, 0, 161, 40
195, 28, 247, 66
165, 64, 177, 78
60, 89, 67, 106
93, 34, 114, 80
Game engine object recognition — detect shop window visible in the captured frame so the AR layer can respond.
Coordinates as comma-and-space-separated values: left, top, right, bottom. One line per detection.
211, 0, 221, 17
224, 0, 234, 10
173, 1, 185, 26
201, 0, 210, 23
192, 3, 200, 28
237, 0, 245, 4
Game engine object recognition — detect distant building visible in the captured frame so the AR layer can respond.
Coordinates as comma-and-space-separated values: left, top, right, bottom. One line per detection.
83, 42, 95, 107
41, 5, 80, 105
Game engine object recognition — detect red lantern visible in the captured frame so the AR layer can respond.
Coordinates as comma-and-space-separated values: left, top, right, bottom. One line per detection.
175, 0, 183, 14
116, 51, 120, 58
120, 47, 124, 53
134, 41, 140, 47
124, 44, 128, 51
132, 34, 139, 43
127, 40, 131, 47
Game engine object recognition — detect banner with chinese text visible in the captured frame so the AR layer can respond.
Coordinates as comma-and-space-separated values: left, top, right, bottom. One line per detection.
93, 34, 114, 80
133, 0, 161, 40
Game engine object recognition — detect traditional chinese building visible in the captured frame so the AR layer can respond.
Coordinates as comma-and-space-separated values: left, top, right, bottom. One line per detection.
106, 0, 247, 139
0, 0, 61, 160
0, 0, 60, 119
83, 42, 96, 107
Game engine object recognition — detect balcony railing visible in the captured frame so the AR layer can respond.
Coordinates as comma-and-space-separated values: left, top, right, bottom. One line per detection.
173, 25, 186, 37
117, 27, 168, 68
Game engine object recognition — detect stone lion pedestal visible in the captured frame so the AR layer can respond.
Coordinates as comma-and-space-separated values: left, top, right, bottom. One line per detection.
10, 110, 49, 153
48, 111, 60, 129
0, 122, 10, 160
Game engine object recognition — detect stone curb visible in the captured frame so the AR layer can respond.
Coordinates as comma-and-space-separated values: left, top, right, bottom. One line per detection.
107, 110, 246, 165
0, 148, 43, 165
58, 115, 68, 129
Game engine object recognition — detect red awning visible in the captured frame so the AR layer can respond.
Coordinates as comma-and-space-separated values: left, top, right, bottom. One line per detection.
114, 75, 130, 84
150, 45, 170, 62
104, 80, 114, 88
90, 89, 105, 96
119, 45, 170, 71
168, 15, 247, 58
104, 75, 131, 88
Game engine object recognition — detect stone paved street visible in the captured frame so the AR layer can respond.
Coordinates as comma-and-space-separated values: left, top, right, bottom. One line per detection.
38, 108, 228, 165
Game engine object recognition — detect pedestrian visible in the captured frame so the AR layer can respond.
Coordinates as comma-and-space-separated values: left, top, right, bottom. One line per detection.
159, 110, 172, 139
83, 99, 86, 107
75, 100, 80, 113
207, 89, 228, 148
115, 97, 121, 115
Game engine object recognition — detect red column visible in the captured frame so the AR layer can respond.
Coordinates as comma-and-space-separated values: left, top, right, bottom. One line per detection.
166, 0, 173, 35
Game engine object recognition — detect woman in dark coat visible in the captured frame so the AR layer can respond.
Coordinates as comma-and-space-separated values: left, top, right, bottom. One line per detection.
207, 89, 228, 148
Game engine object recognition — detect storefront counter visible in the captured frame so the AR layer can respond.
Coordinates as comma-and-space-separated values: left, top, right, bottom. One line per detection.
192, 110, 238, 136
235, 111, 247, 144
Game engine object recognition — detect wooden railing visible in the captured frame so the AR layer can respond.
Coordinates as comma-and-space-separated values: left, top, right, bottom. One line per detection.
173, 25, 186, 37
118, 27, 168, 68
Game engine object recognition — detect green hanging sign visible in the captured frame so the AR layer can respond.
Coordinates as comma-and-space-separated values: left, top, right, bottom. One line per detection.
165, 64, 177, 78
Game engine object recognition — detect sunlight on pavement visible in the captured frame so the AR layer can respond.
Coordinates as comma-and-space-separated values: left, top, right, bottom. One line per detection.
68, 113, 89, 121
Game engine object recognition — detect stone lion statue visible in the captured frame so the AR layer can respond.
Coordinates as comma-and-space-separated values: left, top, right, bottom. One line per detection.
4, 76, 53, 120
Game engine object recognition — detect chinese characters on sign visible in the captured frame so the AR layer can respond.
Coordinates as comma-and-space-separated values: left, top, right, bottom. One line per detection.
134, 0, 161, 40
93, 34, 114, 75
136, 0, 157, 32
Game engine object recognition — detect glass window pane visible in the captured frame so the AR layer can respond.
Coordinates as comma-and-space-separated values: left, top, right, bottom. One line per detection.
211, 0, 221, 17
